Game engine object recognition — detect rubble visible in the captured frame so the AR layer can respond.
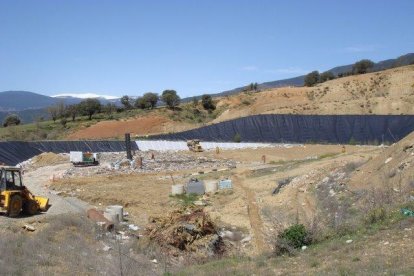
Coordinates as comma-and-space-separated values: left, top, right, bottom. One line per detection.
60, 151, 237, 178
146, 207, 225, 257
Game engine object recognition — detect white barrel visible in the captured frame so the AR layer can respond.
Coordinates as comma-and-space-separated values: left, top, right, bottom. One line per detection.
205, 180, 218, 193
106, 205, 124, 223
171, 184, 184, 195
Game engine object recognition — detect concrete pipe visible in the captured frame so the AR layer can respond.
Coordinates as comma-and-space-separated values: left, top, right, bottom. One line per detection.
86, 208, 114, 231
105, 205, 124, 223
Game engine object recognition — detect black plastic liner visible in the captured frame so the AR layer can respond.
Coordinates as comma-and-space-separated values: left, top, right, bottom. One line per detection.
152, 114, 414, 144
0, 142, 43, 167
0, 140, 137, 166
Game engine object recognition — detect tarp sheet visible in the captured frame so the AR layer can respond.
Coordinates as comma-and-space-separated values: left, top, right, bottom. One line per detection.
152, 114, 414, 144
0, 140, 137, 166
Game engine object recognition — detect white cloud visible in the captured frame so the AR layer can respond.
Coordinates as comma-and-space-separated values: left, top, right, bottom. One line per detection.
52, 93, 120, 100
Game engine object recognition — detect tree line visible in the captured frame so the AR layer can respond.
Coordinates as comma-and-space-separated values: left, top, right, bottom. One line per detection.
2, 89, 218, 127
304, 59, 375, 87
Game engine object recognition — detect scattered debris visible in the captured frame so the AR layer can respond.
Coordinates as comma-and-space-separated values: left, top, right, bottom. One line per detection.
87, 208, 114, 231
218, 179, 233, 190
186, 178, 205, 195
346, 239, 353, 244
70, 151, 99, 166
401, 208, 414, 217
128, 224, 140, 231
146, 207, 225, 257
60, 151, 237, 178
272, 177, 292, 195
23, 224, 36, 232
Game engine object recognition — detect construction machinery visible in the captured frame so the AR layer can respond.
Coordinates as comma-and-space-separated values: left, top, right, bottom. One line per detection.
0, 166, 49, 217
187, 139, 203, 152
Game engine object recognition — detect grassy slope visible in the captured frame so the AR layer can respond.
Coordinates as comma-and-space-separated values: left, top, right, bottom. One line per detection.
175, 216, 414, 275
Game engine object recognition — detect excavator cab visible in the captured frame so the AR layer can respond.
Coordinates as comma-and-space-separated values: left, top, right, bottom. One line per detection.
0, 166, 49, 217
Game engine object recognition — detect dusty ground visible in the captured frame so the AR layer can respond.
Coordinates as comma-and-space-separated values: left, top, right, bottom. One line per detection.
46, 144, 382, 258
2, 139, 414, 274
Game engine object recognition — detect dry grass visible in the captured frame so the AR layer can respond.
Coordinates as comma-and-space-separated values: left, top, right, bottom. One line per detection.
0, 214, 162, 275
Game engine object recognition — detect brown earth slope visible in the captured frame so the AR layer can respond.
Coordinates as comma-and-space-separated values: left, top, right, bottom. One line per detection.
67, 65, 414, 139
68, 115, 197, 139
213, 64, 414, 122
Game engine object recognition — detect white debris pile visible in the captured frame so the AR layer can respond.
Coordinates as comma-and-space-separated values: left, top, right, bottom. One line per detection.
61, 151, 237, 178
136, 140, 301, 152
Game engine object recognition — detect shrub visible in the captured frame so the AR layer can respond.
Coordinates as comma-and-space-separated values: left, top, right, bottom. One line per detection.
3, 114, 21, 127
352, 59, 375, 74
274, 224, 312, 256
242, 99, 251, 105
201, 94, 216, 111
161, 90, 180, 109
278, 224, 310, 249
349, 137, 357, 145
60, 118, 67, 127
233, 133, 241, 143
304, 71, 320, 87
365, 207, 387, 224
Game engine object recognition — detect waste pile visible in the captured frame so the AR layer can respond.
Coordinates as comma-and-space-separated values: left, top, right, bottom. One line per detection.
146, 207, 225, 258
61, 151, 237, 178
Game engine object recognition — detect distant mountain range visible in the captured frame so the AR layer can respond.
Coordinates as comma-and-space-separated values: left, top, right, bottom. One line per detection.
0, 53, 413, 124
0, 91, 120, 124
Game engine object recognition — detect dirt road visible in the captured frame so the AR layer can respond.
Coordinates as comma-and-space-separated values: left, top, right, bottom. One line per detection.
233, 174, 268, 255
0, 164, 90, 222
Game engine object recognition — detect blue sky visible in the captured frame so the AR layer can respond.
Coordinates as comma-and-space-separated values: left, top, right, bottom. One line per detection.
0, 0, 413, 98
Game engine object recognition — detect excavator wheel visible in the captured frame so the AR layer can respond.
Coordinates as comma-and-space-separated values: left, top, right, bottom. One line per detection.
23, 200, 39, 216
8, 194, 23, 217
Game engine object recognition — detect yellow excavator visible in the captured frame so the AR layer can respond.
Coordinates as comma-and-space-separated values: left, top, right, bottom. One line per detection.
187, 139, 204, 152
0, 166, 49, 217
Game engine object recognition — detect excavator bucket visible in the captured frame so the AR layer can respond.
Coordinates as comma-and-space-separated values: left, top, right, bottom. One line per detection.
34, 196, 49, 212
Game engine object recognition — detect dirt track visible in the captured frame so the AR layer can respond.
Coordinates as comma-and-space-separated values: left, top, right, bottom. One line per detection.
0, 164, 89, 223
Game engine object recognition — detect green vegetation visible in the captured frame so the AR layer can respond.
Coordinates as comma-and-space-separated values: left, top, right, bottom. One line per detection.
275, 224, 311, 255
352, 59, 374, 74
162, 90, 180, 109
304, 58, 375, 87
121, 95, 133, 109
304, 71, 320, 87
233, 133, 241, 143
78, 98, 102, 120
3, 114, 21, 127
170, 193, 200, 206
319, 71, 335, 82
201, 94, 216, 111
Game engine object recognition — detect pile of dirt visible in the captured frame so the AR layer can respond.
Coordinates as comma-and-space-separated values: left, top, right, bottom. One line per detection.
28, 152, 68, 169
350, 130, 414, 193
146, 207, 225, 258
